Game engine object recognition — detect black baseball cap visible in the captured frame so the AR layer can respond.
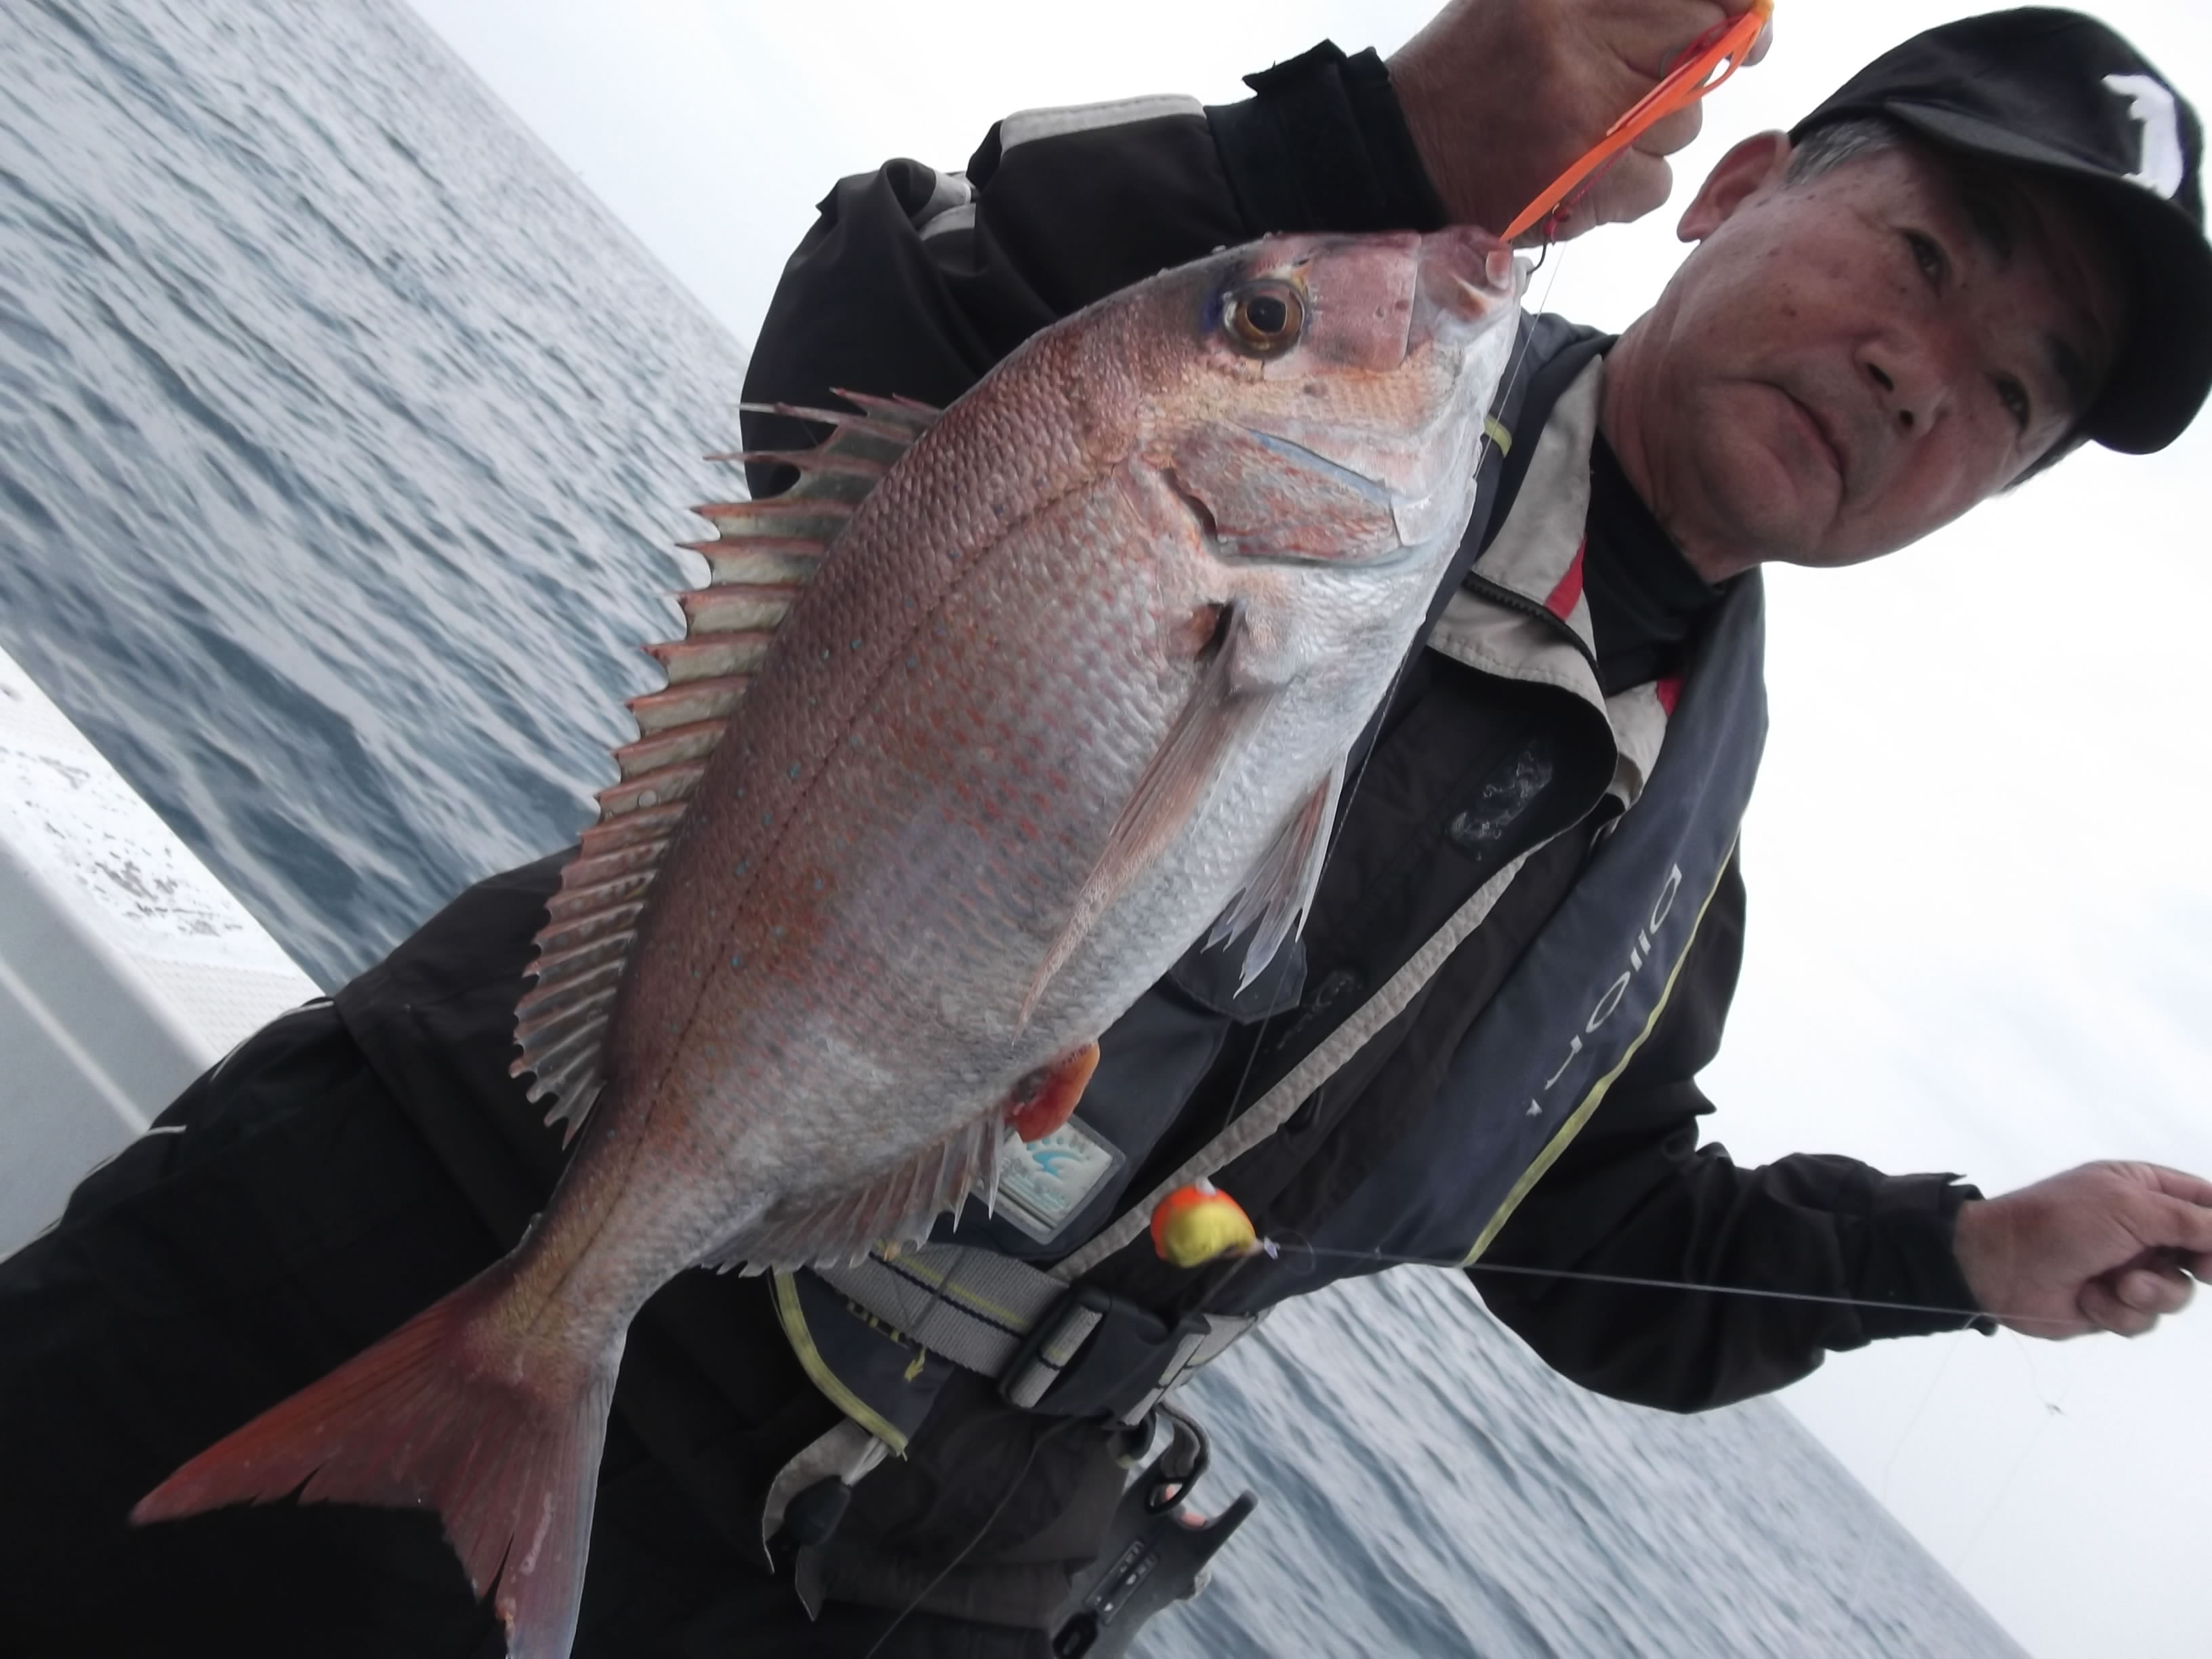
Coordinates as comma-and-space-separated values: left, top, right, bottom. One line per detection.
1794, 8, 2212, 454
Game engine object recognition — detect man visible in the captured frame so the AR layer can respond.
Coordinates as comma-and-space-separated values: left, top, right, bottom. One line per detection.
4, 5, 2209, 1657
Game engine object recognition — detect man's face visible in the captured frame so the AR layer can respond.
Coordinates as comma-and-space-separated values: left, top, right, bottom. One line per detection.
1608, 134, 2125, 579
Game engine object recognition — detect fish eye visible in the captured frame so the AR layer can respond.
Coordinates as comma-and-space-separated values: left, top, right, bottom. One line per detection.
1223, 283, 1304, 356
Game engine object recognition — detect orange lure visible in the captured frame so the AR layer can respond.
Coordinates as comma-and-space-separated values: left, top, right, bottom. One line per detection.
1501, 0, 1776, 243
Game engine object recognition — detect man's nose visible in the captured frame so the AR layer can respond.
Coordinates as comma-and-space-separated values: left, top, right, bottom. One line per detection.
1860, 335, 1956, 435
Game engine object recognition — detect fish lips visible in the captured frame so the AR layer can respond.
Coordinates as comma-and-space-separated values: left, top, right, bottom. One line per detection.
1410, 225, 1523, 356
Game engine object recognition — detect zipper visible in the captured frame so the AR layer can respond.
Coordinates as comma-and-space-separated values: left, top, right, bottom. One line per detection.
1459, 573, 1599, 671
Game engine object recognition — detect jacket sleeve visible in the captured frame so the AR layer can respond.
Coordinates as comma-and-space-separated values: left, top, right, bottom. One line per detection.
737, 43, 1445, 472
1472, 853, 1993, 1412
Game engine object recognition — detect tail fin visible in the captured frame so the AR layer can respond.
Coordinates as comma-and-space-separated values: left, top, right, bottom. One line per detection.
132, 1264, 620, 1659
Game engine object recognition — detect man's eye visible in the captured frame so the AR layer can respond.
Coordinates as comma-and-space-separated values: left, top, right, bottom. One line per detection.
1996, 375, 2032, 432
1903, 230, 1946, 285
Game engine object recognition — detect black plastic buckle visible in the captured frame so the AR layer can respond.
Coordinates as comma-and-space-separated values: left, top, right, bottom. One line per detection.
999, 1286, 1210, 1419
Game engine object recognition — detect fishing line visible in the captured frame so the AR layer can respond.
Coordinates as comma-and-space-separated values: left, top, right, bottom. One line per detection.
1951, 1336, 2067, 1574
1836, 1334, 1961, 1612
1257, 1235, 2079, 1330
1201, 237, 1572, 1149
1876, 1335, 1963, 1502
859, 1414, 1084, 1659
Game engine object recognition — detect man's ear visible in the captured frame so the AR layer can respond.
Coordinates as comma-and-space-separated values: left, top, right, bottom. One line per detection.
1678, 131, 1793, 243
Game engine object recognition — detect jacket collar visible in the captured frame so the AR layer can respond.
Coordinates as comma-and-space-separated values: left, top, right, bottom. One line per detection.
1425, 356, 1675, 806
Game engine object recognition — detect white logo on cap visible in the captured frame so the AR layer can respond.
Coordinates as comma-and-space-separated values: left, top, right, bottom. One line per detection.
2104, 73, 2186, 200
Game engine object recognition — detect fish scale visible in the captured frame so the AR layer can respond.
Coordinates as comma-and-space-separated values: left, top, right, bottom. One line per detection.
132, 225, 1521, 1659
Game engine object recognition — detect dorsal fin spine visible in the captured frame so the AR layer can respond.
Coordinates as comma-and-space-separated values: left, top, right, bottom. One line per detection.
628, 676, 753, 735
596, 764, 706, 819
543, 869, 658, 926
511, 390, 940, 1132
644, 636, 774, 684
613, 722, 729, 780
514, 989, 619, 1046
559, 840, 671, 890
580, 805, 687, 851
680, 588, 800, 635
526, 937, 641, 986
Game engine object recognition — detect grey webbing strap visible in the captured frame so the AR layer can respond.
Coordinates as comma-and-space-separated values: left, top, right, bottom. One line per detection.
811, 1244, 1260, 1416
1002, 1294, 1108, 1410
812, 1245, 1069, 1376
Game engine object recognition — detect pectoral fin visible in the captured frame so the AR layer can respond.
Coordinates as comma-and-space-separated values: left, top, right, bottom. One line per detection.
1004, 1042, 1102, 1143
1021, 602, 1263, 1022
1206, 754, 1345, 990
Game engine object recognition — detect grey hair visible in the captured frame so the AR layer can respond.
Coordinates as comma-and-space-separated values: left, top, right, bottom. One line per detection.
1785, 115, 1911, 185
1782, 112, 2095, 486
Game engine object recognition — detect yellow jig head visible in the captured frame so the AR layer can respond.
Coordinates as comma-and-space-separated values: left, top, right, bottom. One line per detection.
1150, 1180, 1262, 1269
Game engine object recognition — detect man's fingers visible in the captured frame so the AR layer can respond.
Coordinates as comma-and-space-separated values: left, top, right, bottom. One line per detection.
1745, 19, 1775, 68
2143, 1187, 2212, 1256
1633, 102, 1703, 159
2114, 1262, 2194, 1317
1584, 151, 1674, 231
1606, 1, 1757, 79
2141, 1163, 2212, 1210
2078, 1277, 2158, 1338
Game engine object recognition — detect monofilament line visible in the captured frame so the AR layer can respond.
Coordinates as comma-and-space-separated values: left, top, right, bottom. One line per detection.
1279, 1240, 2074, 1330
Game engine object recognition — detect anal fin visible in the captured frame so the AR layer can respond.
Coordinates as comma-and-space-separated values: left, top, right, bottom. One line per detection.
705, 1110, 1002, 1273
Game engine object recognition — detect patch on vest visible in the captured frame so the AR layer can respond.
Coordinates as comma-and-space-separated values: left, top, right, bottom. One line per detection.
996, 1118, 1127, 1244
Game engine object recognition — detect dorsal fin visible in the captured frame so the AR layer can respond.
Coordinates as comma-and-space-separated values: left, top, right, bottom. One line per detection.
511, 392, 939, 1138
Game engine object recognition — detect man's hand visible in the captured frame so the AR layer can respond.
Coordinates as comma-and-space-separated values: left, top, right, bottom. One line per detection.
1954, 1162, 2212, 1339
1387, 0, 1771, 242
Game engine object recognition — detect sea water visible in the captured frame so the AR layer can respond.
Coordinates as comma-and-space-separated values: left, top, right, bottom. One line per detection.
0, 3, 2026, 1654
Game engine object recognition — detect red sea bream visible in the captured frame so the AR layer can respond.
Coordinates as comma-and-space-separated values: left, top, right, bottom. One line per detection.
134, 224, 1521, 1656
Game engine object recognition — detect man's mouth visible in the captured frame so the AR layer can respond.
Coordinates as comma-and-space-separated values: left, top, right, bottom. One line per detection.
1777, 387, 1847, 487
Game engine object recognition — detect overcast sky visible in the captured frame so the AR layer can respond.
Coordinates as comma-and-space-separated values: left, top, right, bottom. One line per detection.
401, 3, 2212, 1652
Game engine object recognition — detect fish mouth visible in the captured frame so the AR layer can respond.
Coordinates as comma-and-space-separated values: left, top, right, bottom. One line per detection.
1410, 226, 1521, 348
